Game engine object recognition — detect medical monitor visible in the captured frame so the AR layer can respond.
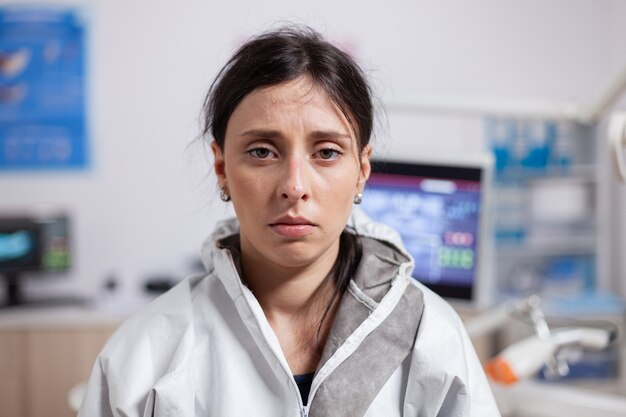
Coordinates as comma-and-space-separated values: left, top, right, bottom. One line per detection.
0, 212, 71, 306
360, 154, 493, 307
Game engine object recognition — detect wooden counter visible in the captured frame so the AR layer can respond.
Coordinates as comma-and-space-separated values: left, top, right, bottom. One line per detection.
0, 306, 125, 417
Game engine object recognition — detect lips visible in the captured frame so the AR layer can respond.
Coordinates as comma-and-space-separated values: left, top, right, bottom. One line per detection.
269, 215, 316, 238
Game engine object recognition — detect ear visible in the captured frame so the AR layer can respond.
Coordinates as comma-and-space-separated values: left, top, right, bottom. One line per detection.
356, 144, 372, 192
211, 141, 227, 189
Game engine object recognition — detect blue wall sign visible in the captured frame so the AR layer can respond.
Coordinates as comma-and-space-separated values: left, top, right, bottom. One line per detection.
0, 7, 88, 171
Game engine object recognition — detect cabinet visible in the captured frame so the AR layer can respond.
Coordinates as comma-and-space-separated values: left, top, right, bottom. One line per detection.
489, 120, 601, 299
0, 308, 121, 417
488, 120, 625, 382
0, 332, 25, 417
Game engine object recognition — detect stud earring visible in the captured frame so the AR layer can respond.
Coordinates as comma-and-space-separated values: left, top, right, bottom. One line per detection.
220, 187, 231, 202
353, 193, 363, 205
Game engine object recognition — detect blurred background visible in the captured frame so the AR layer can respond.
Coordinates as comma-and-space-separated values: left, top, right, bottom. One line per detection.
1, 0, 626, 416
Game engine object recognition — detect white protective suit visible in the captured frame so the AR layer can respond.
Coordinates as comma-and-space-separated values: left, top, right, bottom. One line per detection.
79, 209, 501, 417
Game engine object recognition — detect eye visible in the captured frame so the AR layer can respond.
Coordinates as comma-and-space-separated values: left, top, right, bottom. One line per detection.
247, 147, 274, 159
316, 148, 342, 160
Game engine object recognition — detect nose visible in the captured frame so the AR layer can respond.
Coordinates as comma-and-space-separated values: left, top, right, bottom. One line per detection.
278, 157, 309, 202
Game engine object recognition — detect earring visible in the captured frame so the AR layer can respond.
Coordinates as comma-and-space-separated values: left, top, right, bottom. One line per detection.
220, 187, 231, 202
353, 193, 363, 205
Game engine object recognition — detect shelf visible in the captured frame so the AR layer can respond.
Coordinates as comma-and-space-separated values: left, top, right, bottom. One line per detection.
496, 235, 597, 258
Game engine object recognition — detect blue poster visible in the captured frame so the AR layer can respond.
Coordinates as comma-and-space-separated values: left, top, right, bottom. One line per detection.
0, 7, 88, 170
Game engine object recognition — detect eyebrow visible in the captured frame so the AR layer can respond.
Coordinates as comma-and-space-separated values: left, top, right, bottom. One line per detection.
309, 130, 352, 141
240, 129, 283, 139
240, 129, 352, 141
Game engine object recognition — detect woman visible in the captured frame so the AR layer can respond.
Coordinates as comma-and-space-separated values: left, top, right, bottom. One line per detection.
79, 26, 500, 417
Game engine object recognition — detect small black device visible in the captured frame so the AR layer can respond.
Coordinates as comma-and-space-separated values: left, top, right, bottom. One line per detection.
0, 212, 71, 306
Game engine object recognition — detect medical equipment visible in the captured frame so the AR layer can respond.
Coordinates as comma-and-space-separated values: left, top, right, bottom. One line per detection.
0, 209, 72, 306
360, 153, 494, 307
465, 295, 617, 384
486, 327, 615, 385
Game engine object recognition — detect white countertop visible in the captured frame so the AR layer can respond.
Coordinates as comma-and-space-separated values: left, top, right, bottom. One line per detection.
0, 293, 157, 331
0, 306, 126, 330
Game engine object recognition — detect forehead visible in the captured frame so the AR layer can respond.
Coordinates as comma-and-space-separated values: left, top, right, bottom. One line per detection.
226, 77, 351, 133
250, 76, 329, 107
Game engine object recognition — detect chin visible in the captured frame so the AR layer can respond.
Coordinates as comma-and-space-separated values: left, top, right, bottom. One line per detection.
267, 241, 334, 269
271, 248, 320, 267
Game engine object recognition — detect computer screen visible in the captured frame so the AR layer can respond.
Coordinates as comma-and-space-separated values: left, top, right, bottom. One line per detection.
0, 218, 43, 272
0, 216, 70, 272
360, 156, 492, 306
0, 213, 71, 305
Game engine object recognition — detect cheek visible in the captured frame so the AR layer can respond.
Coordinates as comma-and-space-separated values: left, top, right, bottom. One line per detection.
324, 178, 355, 203
323, 163, 360, 193
319, 169, 359, 213
226, 168, 271, 208
226, 162, 263, 190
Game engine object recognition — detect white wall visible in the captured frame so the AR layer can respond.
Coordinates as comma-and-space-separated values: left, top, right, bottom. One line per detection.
1, 0, 625, 299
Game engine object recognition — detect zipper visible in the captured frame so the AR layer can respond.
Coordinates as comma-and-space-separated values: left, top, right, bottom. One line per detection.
226, 251, 311, 417
239, 284, 308, 417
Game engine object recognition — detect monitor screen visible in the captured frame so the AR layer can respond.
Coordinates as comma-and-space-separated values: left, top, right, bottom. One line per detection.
0, 218, 42, 272
0, 215, 70, 274
361, 160, 487, 301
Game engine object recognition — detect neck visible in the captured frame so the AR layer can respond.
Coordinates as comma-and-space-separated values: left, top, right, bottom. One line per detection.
240, 241, 339, 321
238, 236, 343, 374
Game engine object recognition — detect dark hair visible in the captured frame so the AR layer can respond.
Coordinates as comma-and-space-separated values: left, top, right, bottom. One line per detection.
202, 25, 373, 153
202, 26, 372, 345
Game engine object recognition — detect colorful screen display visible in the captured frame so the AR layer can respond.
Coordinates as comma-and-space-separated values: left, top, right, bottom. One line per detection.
361, 161, 483, 300
0, 216, 70, 273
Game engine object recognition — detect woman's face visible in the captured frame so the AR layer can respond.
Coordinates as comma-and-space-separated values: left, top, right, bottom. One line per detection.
212, 76, 371, 271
